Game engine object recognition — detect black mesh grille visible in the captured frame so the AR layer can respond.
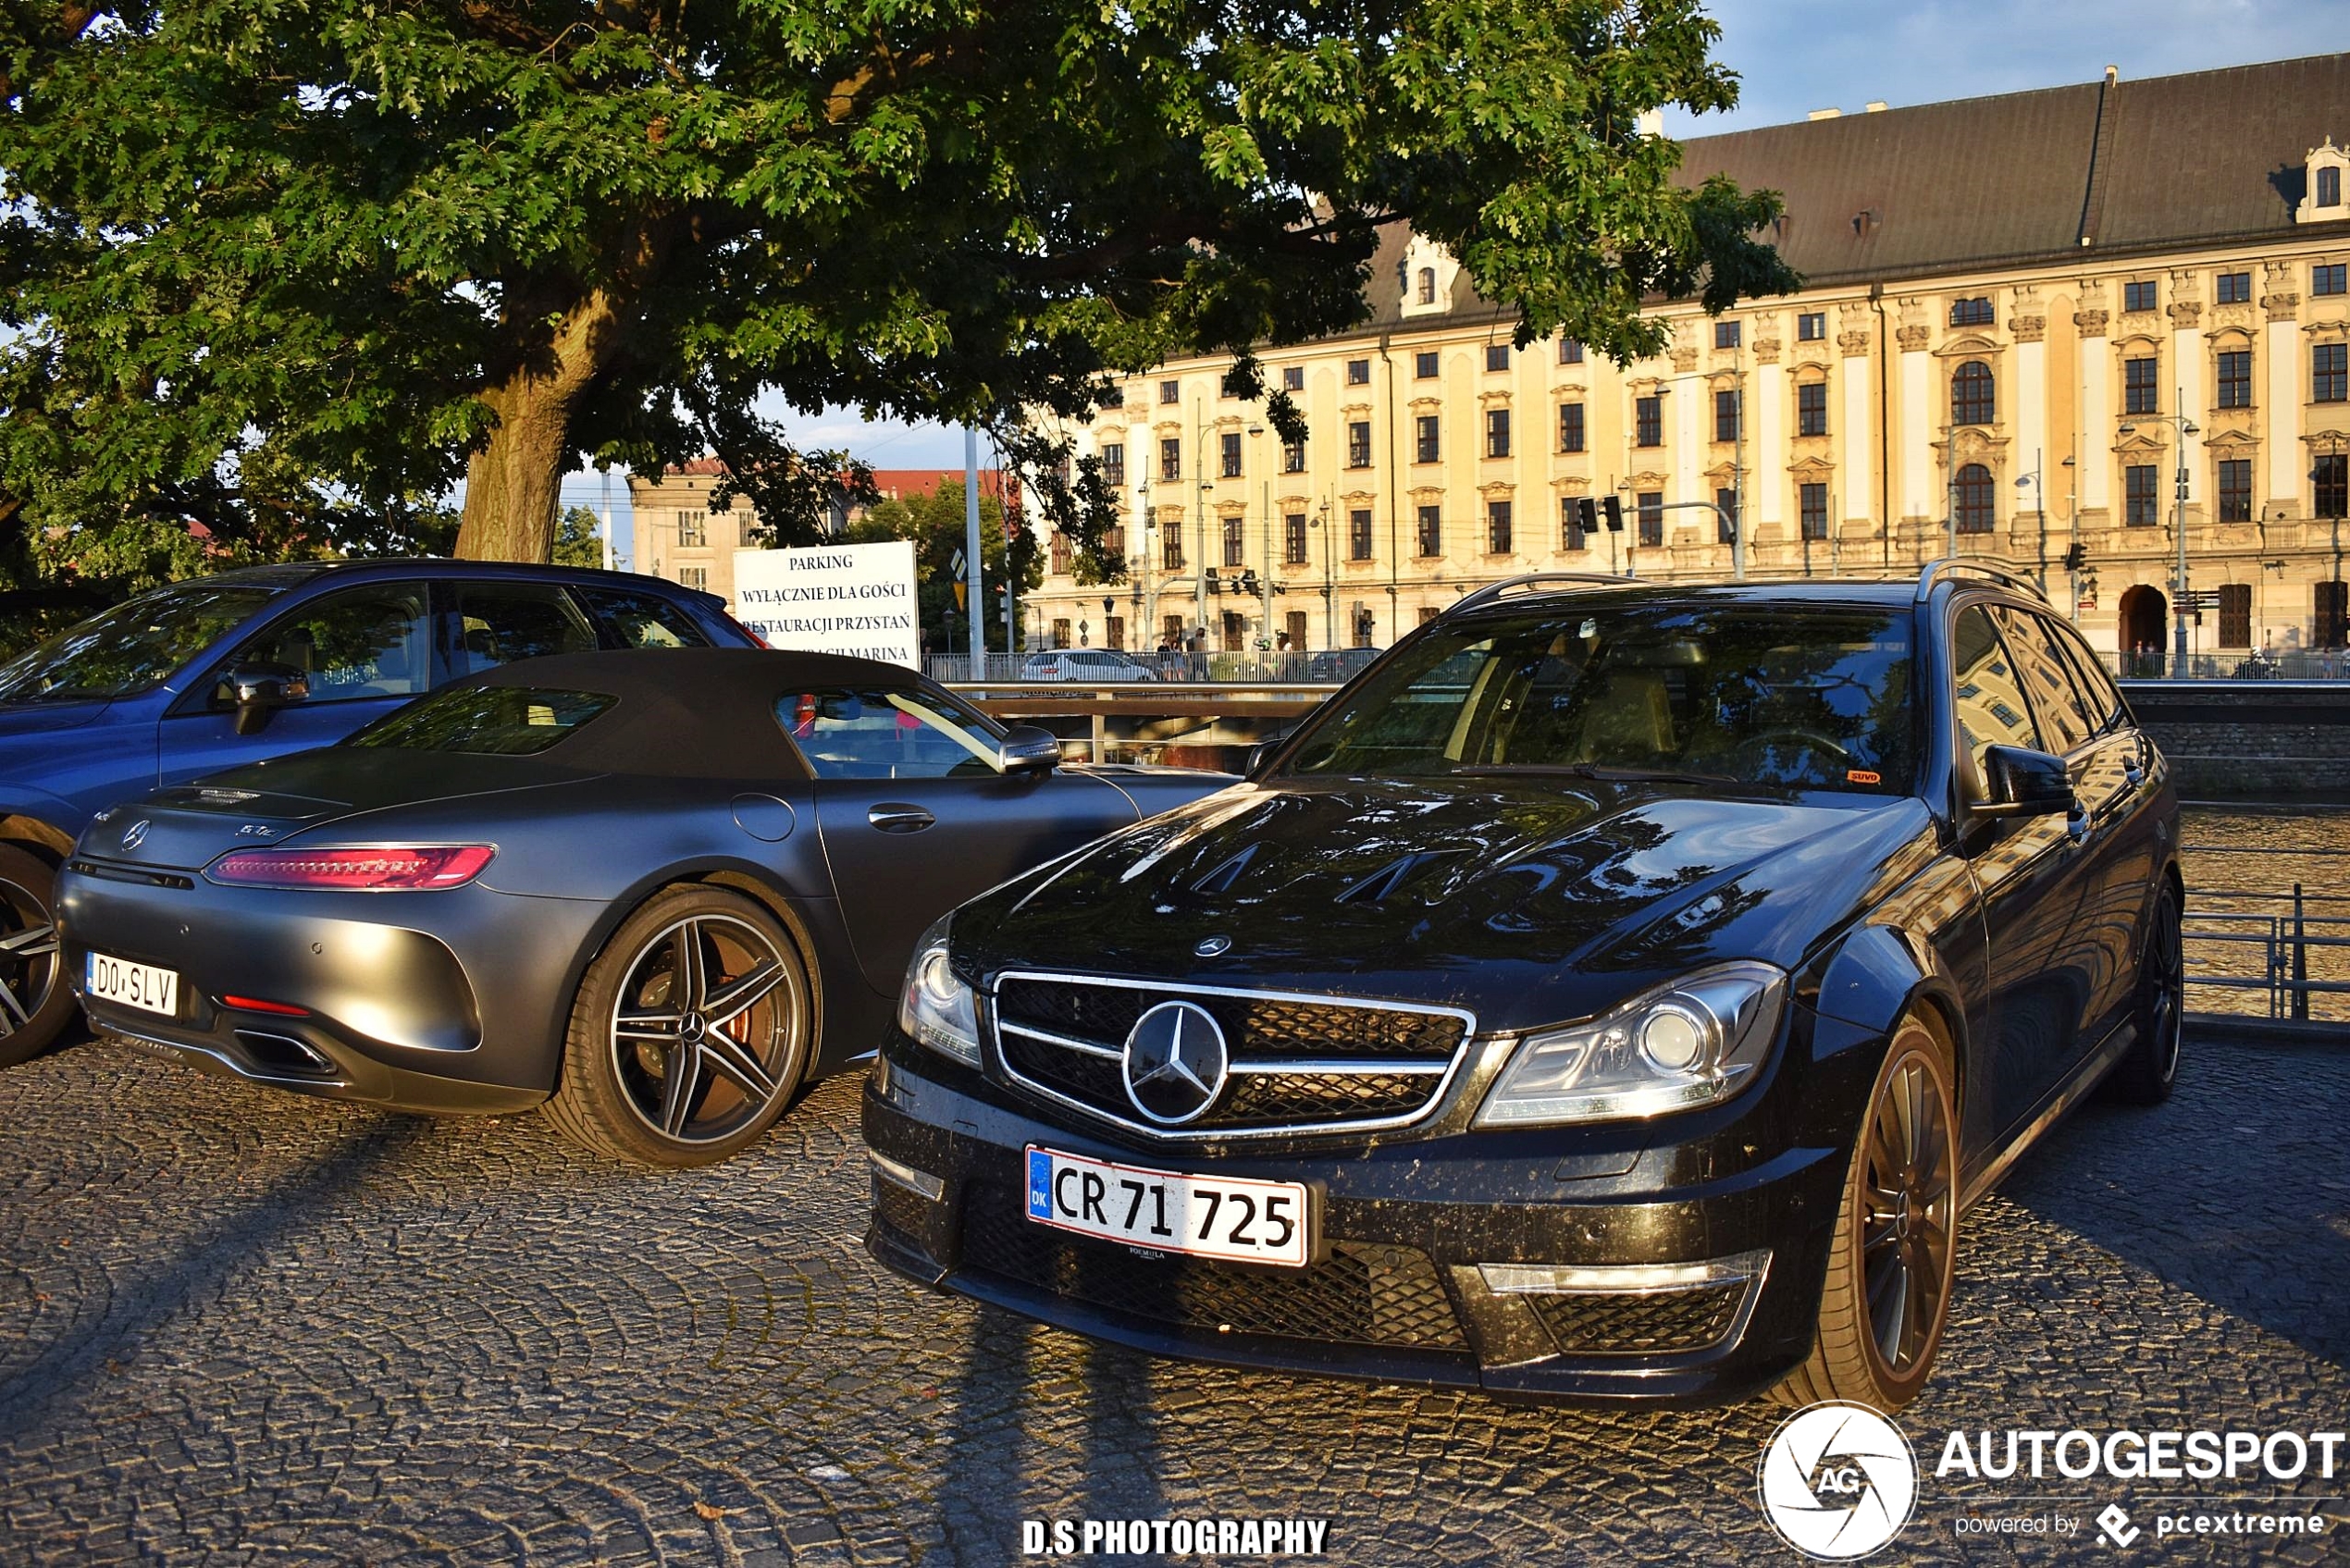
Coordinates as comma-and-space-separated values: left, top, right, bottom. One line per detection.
962, 1191, 1466, 1352
1218, 1072, 1434, 1124
872, 1177, 935, 1241
1527, 1283, 1748, 1356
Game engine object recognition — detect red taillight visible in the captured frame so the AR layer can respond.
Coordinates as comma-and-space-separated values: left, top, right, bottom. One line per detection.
207, 846, 496, 891
220, 994, 310, 1017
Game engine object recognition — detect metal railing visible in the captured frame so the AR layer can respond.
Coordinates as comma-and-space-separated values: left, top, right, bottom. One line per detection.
2183, 841, 2350, 1030
926, 648, 1378, 685
2104, 648, 2350, 682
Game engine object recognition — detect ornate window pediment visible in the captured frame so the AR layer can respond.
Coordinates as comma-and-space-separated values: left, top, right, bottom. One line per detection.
1398, 232, 1463, 317
1788, 454, 1837, 479
2296, 136, 2348, 225
1931, 332, 2002, 360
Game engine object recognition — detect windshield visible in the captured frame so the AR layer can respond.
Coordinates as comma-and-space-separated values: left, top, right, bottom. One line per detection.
1280, 602, 1917, 795
348, 686, 615, 756
0, 584, 277, 702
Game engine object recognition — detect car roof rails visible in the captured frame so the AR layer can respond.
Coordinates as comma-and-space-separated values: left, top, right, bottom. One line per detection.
1449, 572, 1640, 614
1913, 557, 2050, 605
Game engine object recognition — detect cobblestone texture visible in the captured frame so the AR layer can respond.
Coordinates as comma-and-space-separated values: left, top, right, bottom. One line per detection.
1, 1031, 2343, 1566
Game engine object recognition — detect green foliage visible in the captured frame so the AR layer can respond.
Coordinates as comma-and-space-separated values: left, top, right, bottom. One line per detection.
847, 479, 1039, 648
1, 0, 1796, 585
553, 504, 607, 570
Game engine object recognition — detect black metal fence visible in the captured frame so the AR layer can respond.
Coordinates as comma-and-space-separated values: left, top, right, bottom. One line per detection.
2183, 842, 2350, 1030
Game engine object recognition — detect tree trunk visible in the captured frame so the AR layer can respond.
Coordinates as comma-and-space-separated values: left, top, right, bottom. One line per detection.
453, 283, 627, 562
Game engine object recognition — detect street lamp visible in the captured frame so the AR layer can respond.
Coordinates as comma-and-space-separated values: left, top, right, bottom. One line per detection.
1310, 498, 1334, 648
2119, 405, 2201, 673
2014, 450, 2046, 590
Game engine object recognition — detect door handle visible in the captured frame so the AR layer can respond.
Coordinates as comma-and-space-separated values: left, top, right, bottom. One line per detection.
868, 804, 936, 833
2065, 806, 2093, 846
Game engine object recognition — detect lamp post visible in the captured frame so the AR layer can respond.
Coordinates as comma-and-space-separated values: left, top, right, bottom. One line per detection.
1312, 498, 1334, 649
2119, 406, 2200, 673
2015, 450, 2046, 590
1248, 422, 1270, 650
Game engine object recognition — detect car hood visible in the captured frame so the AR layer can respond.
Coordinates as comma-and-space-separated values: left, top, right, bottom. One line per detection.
0, 698, 112, 738
951, 776, 1940, 1033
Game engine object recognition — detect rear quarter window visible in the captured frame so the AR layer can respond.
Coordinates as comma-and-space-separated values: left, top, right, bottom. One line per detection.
350, 686, 614, 756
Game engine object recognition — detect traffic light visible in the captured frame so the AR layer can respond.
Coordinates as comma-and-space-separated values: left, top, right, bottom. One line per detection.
2062, 543, 2086, 572
1204, 568, 1221, 595
1602, 495, 1625, 533
1576, 497, 1599, 532
1239, 569, 1260, 596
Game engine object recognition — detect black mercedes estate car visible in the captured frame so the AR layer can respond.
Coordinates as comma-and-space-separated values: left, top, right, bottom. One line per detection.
862, 562, 2182, 1411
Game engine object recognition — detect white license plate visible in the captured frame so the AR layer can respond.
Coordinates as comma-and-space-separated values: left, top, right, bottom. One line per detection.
83, 951, 180, 1017
1025, 1146, 1310, 1267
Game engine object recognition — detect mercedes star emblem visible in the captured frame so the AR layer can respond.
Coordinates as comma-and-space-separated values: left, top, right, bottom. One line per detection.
119, 819, 150, 851
1194, 934, 1232, 958
1120, 1001, 1231, 1125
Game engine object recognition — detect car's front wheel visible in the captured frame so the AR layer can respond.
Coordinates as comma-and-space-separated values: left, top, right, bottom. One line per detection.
0, 845, 71, 1070
1775, 1011, 1959, 1413
544, 886, 812, 1167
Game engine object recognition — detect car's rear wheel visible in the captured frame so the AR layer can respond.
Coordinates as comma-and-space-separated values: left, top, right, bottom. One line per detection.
1775, 1012, 1959, 1413
2104, 883, 2183, 1105
0, 845, 71, 1070
544, 886, 811, 1167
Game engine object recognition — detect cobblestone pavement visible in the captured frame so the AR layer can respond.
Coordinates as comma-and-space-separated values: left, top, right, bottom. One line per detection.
2, 1030, 2344, 1567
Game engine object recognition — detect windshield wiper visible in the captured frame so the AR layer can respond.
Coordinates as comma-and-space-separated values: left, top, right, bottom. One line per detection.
1454, 762, 1743, 788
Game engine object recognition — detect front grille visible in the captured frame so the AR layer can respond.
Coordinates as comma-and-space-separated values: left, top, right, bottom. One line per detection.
962, 1192, 1466, 1352
991, 973, 1470, 1136
1527, 1283, 1749, 1357
872, 1177, 934, 1240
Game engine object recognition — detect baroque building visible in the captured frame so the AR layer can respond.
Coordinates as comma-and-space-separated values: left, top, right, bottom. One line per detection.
1024, 54, 2350, 667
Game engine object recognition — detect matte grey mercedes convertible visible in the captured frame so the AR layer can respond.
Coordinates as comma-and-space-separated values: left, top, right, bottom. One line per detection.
57, 649, 1231, 1165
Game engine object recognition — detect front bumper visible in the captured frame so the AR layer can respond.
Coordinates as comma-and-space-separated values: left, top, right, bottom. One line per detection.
861, 1026, 1856, 1407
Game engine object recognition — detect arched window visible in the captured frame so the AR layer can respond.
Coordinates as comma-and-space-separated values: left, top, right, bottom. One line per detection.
1948, 296, 1994, 327
1416, 267, 1437, 304
1954, 463, 1995, 533
1951, 361, 1996, 426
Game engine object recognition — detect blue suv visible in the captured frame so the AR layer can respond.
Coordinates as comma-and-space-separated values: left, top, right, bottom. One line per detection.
0, 559, 756, 1065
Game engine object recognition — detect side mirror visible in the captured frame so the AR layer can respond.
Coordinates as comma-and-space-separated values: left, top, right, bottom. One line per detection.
226, 662, 309, 735
1972, 744, 2074, 819
998, 724, 1062, 774
1245, 728, 1294, 778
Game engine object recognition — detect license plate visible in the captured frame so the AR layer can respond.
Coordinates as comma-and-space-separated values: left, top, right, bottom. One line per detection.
82, 951, 180, 1017
1025, 1146, 1310, 1267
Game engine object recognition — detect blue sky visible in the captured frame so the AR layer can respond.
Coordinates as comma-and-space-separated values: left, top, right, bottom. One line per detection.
591, 6, 2335, 561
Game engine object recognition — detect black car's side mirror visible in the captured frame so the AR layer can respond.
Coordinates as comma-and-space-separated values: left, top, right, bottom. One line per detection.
226, 662, 310, 735
1972, 744, 2074, 819
999, 724, 1062, 774
1245, 728, 1293, 778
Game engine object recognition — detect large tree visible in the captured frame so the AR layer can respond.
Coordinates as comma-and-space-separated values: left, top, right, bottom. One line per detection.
0, 1, 1796, 579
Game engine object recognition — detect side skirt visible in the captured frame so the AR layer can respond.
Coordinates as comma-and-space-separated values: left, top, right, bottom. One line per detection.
1958, 1019, 2136, 1212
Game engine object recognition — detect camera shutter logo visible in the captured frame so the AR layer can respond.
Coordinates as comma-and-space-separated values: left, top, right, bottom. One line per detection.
1120, 1000, 1230, 1124
1757, 1402, 1918, 1560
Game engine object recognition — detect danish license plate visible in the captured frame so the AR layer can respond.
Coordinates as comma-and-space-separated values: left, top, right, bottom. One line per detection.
83, 951, 180, 1017
1024, 1146, 1310, 1267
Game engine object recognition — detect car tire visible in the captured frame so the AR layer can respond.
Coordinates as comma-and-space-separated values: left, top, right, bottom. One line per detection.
543, 885, 813, 1167
0, 844, 72, 1070
1774, 1011, 1960, 1414
2103, 883, 2182, 1105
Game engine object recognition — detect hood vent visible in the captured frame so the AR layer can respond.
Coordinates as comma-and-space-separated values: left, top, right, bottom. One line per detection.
1335, 851, 1453, 907
1190, 843, 1261, 896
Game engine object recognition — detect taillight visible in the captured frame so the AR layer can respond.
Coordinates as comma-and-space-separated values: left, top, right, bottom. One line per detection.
207, 846, 496, 891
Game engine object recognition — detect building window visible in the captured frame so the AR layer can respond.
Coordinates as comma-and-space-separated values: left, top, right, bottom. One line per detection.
1415, 414, 1440, 463
2315, 263, 2349, 296
1100, 442, 1125, 488
2124, 356, 2159, 415
1558, 339, 1584, 364
1160, 438, 1181, 482
2318, 453, 2348, 519
1635, 395, 1663, 447
1951, 360, 1996, 426
1714, 487, 1739, 543
1484, 407, 1511, 458
1162, 529, 1184, 569
2316, 342, 2349, 402
1282, 365, 1305, 391
2217, 350, 2253, 410
2219, 459, 2253, 523
1159, 379, 1181, 403
1416, 505, 1441, 557
2123, 279, 2158, 313
1713, 388, 1741, 443
678, 566, 707, 591
2322, 168, 2344, 208
1954, 463, 1994, 533
1347, 508, 1373, 561
1285, 609, 1308, 648
1346, 358, 1371, 385
1797, 380, 1828, 437
739, 515, 761, 548
1416, 266, 1437, 304
1486, 500, 1513, 554
1163, 613, 1185, 645
1219, 367, 1246, 399
1353, 603, 1376, 648
1800, 482, 1829, 540
2216, 270, 2252, 304
1561, 497, 1588, 552
1280, 438, 1305, 473
1106, 615, 1125, 651
1948, 296, 1994, 327
1219, 431, 1243, 477
1558, 401, 1586, 453
1346, 420, 1372, 468
1713, 320, 1741, 349
1049, 533, 1070, 574
2218, 583, 2253, 648
1283, 513, 1308, 565
2125, 463, 2159, 525
1797, 312, 1826, 341
1415, 350, 1439, 379
1636, 491, 1664, 547
1104, 525, 1125, 558
675, 510, 706, 549
1485, 344, 1510, 372
1222, 516, 1244, 566
2319, 580, 2350, 648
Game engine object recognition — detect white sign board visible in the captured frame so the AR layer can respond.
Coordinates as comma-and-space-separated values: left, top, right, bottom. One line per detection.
731, 541, 921, 668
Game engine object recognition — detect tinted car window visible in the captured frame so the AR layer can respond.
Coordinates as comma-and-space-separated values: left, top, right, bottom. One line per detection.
350, 685, 615, 756
451, 583, 599, 676
577, 586, 711, 649
218, 584, 432, 704
0, 584, 274, 701
2047, 620, 2127, 733
1950, 605, 2042, 773
1282, 604, 1917, 793
780, 686, 1003, 780
1990, 605, 2094, 754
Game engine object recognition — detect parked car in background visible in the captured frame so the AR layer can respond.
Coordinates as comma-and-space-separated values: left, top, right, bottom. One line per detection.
1020, 649, 1157, 683
60, 649, 1235, 1165
0, 560, 756, 1068
864, 562, 2181, 1411
1306, 647, 1382, 682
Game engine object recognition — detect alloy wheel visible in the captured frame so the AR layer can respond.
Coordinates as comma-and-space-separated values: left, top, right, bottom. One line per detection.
608, 914, 803, 1145
0, 876, 59, 1041
1860, 1051, 1956, 1377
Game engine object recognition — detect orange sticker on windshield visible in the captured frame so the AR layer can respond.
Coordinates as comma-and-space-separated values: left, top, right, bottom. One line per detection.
1846, 769, 1882, 785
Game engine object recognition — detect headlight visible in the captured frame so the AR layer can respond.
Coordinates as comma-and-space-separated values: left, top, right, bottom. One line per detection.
1474, 961, 1787, 1128
897, 912, 982, 1067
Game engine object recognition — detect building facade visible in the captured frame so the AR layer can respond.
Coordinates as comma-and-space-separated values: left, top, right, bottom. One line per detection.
1024, 55, 2350, 667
